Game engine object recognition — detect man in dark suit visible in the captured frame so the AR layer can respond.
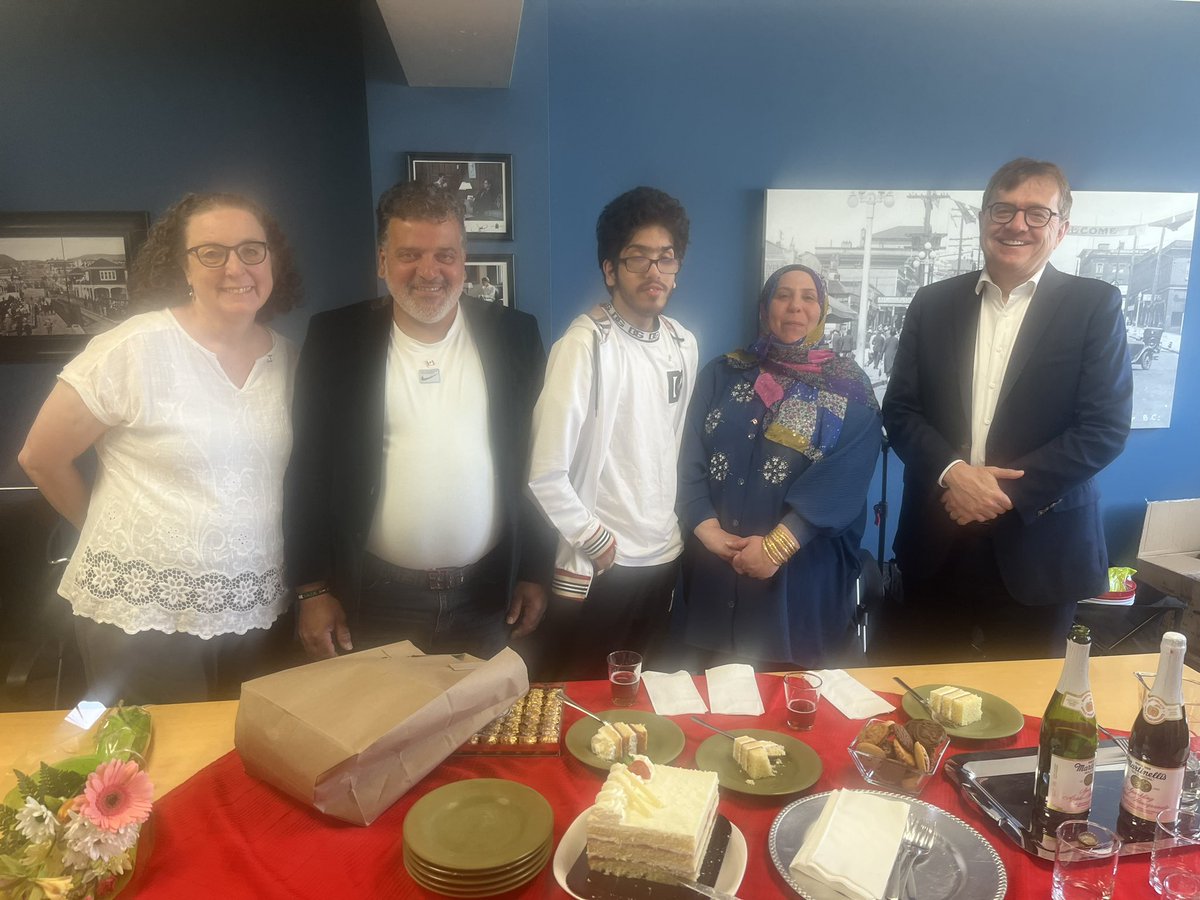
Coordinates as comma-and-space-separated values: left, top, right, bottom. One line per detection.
882, 158, 1132, 661
284, 181, 550, 660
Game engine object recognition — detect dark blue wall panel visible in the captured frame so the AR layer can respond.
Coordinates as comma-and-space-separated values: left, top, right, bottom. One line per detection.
544, 0, 1200, 562
0, 0, 376, 485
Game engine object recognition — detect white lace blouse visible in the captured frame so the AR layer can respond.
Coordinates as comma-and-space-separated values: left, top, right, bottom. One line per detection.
57, 310, 296, 638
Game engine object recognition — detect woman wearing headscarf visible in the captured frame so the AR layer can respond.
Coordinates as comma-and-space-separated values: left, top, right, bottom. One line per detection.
677, 264, 882, 669
19, 192, 302, 704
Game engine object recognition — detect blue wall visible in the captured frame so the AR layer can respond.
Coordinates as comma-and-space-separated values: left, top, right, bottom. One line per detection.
4, 0, 1198, 565
0, 0, 377, 485
538, 0, 1200, 562
363, 0, 553, 338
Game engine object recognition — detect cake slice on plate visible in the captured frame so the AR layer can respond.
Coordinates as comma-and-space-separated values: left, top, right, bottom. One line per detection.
586, 755, 719, 884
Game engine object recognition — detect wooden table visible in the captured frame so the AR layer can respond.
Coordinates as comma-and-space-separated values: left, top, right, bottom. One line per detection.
0, 653, 1174, 799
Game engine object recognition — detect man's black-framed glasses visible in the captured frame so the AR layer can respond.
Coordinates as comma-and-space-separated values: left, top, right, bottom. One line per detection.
187, 241, 270, 268
619, 255, 681, 275
985, 203, 1059, 228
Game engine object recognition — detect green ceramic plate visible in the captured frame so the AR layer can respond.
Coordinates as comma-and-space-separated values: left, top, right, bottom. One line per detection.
402, 778, 552, 871
564, 709, 686, 771
902, 684, 1025, 740
694, 728, 822, 796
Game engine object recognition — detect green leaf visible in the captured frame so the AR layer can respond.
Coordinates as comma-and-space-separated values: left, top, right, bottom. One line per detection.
36, 764, 85, 802
13, 770, 40, 804
0, 805, 23, 856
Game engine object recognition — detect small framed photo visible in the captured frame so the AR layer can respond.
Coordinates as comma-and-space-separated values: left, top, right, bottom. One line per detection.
1, 211, 150, 363
465, 253, 515, 308
407, 152, 513, 240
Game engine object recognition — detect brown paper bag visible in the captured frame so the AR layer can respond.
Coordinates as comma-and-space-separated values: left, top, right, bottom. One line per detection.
234, 641, 528, 825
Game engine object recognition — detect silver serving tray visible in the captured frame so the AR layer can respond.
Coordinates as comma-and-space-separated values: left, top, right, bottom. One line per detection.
768, 789, 1007, 900
944, 740, 1151, 860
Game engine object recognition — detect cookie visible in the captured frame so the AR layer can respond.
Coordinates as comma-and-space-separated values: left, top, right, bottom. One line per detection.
908, 719, 946, 750
915, 741, 931, 773
892, 722, 915, 753
855, 741, 887, 758
860, 721, 890, 745
893, 741, 916, 768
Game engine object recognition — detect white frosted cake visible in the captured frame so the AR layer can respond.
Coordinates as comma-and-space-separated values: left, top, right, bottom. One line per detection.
590, 721, 648, 761
732, 735, 786, 779
929, 685, 983, 726
586, 755, 719, 884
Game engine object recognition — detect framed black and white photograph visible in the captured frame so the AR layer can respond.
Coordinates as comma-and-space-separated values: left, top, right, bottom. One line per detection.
407, 152, 513, 239
1, 211, 150, 363
763, 188, 1197, 429
465, 253, 515, 308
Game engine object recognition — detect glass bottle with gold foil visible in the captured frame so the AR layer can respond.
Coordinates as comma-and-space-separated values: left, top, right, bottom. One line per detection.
1033, 624, 1097, 841
1118, 631, 1190, 844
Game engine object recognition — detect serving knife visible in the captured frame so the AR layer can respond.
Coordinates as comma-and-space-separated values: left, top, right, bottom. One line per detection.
893, 677, 952, 726
557, 690, 607, 726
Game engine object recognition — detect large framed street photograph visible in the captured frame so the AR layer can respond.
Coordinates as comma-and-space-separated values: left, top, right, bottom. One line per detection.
763, 188, 1197, 429
1, 211, 150, 363
465, 253, 515, 308
406, 152, 513, 239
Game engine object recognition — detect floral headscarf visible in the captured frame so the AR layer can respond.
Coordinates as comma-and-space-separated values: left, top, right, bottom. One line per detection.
725, 264, 878, 461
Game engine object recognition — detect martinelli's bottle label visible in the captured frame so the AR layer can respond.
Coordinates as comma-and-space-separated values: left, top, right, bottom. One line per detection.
1117, 631, 1190, 843
1034, 625, 1098, 840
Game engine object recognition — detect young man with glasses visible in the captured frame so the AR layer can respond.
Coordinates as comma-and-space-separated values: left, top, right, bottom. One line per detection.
528, 187, 698, 679
881, 158, 1132, 662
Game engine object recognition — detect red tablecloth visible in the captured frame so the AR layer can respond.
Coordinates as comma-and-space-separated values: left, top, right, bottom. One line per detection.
126, 677, 1158, 898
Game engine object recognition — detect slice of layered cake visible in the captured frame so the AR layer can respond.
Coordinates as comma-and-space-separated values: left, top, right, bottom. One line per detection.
590, 721, 649, 761
586, 755, 719, 884
929, 685, 983, 726
732, 735, 787, 779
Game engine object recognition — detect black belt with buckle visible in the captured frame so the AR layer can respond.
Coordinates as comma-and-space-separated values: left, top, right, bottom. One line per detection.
364, 554, 474, 591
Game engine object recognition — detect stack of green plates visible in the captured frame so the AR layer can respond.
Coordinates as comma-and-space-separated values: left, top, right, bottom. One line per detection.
402, 778, 553, 897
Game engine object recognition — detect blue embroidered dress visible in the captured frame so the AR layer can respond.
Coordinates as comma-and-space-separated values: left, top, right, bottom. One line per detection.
677, 356, 882, 665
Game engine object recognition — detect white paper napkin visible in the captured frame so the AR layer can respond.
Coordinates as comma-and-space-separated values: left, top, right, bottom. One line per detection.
812, 668, 894, 719
705, 664, 765, 715
641, 670, 708, 715
791, 788, 910, 900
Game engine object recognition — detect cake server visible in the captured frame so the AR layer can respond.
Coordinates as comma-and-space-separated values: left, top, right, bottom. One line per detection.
689, 716, 738, 740
893, 677, 952, 726
674, 877, 741, 900
557, 691, 607, 725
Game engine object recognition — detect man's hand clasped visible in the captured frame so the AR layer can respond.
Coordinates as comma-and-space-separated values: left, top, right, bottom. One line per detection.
941, 462, 1024, 525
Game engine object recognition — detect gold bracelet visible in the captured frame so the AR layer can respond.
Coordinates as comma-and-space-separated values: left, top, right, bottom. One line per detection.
763, 526, 798, 566
769, 524, 800, 555
761, 533, 786, 567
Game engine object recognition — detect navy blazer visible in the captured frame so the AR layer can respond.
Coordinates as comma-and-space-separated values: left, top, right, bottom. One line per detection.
282, 295, 552, 618
882, 265, 1132, 606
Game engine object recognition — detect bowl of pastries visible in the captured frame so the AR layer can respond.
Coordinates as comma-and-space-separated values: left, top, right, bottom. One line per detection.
848, 718, 949, 795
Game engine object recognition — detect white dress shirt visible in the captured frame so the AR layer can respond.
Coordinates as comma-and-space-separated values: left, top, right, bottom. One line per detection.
939, 265, 1046, 483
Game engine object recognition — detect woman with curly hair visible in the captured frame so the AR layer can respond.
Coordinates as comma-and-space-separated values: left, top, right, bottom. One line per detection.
676, 264, 882, 671
20, 192, 302, 703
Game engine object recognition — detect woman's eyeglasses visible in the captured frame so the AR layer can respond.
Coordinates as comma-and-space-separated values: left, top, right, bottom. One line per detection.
187, 241, 269, 268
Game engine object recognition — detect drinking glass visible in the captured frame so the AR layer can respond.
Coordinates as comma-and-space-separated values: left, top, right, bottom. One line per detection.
783, 672, 822, 731
1161, 871, 1200, 899
1152, 808, 1200, 896
1052, 820, 1121, 900
607, 651, 642, 707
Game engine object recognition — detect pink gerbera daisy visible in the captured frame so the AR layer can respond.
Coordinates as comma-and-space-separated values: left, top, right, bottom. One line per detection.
82, 760, 153, 831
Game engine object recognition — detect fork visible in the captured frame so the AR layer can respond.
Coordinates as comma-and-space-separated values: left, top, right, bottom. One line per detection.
884, 816, 919, 900
902, 820, 936, 900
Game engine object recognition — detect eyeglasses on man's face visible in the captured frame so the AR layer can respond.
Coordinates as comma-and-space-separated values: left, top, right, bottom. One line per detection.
619, 255, 681, 275
187, 241, 270, 268
985, 203, 1060, 228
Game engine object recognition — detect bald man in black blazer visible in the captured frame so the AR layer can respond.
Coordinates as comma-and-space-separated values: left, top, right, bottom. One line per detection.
881, 159, 1132, 662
